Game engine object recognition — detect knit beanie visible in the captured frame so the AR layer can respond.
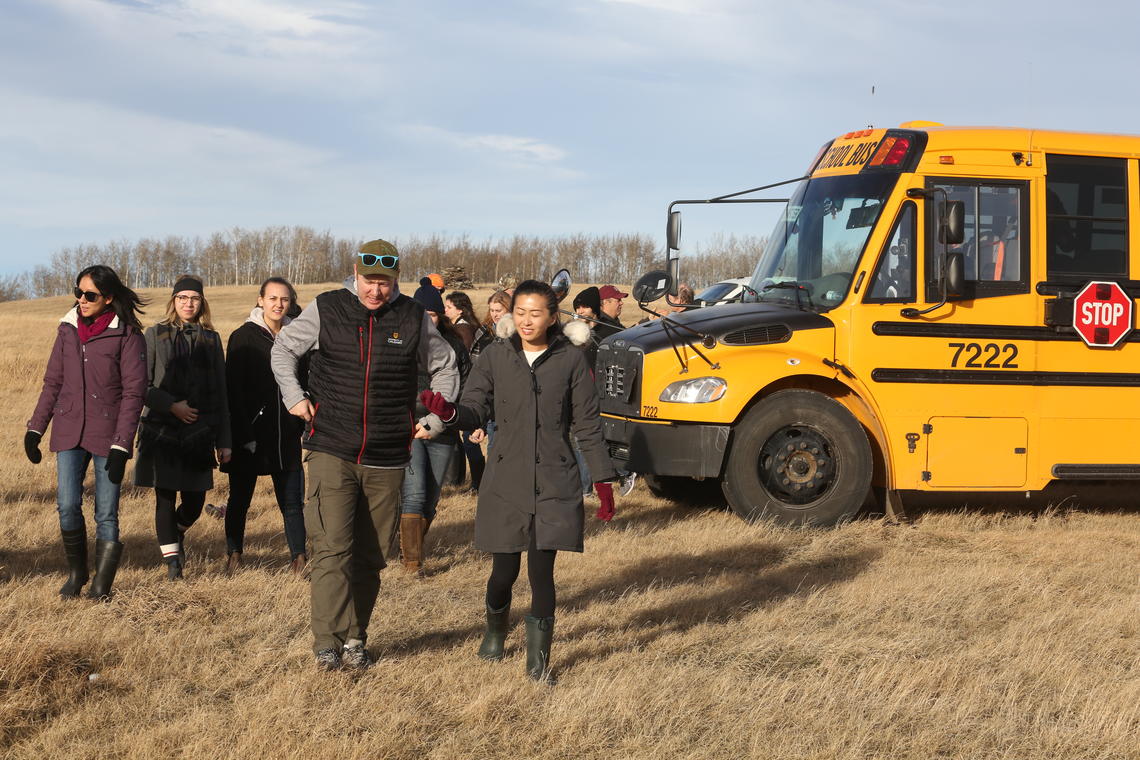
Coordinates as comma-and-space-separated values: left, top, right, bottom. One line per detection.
412, 276, 445, 313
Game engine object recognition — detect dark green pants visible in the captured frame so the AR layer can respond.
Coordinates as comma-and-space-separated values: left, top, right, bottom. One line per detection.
304, 451, 403, 654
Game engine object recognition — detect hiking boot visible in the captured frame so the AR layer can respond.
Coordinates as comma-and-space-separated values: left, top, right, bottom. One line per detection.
315, 648, 342, 671
86, 539, 123, 601
59, 528, 89, 599
619, 472, 638, 496
341, 643, 373, 670
478, 602, 511, 661
524, 615, 555, 681
290, 554, 308, 577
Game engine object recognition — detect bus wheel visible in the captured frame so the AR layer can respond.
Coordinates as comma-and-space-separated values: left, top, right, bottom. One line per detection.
722, 389, 872, 527
644, 474, 727, 508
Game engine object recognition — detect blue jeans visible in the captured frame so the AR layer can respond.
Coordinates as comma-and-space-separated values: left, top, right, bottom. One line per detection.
226, 468, 306, 558
57, 448, 120, 542
401, 438, 455, 523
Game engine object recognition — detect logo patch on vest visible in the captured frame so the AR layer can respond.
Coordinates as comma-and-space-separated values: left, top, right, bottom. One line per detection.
386, 332, 403, 345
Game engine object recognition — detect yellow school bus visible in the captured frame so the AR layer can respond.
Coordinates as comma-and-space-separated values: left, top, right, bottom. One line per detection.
597, 122, 1139, 526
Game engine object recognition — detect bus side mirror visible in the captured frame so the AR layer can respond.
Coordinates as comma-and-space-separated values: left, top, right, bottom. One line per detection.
940, 200, 965, 245
667, 211, 682, 251
945, 251, 965, 297
633, 270, 672, 304
550, 268, 572, 303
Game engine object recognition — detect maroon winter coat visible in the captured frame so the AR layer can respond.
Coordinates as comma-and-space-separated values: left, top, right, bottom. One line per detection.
28, 307, 148, 457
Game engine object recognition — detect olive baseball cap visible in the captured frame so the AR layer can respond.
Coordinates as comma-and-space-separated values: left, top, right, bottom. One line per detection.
356, 239, 400, 277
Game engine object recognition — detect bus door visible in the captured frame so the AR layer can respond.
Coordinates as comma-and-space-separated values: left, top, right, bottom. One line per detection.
1034, 154, 1140, 476
847, 177, 1037, 489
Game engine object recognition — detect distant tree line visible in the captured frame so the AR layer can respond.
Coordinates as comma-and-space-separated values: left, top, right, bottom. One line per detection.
0, 226, 765, 301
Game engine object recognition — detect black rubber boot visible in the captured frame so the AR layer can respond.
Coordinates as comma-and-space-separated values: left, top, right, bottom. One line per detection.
524, 614, 554, 681
86, 539, 123, 600
166, 557, 183, 581
59, 528, 89, 599
477, 603, 511, 661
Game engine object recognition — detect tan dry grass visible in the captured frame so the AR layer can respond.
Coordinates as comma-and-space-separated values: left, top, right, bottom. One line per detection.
1, 285, 1138, 759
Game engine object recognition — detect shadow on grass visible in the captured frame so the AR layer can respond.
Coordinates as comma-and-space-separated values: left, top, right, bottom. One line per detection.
554, 542, 881, 671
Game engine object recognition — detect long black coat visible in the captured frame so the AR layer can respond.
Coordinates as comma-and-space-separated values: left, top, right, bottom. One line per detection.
135, 322, 231, 491
453, 317, 616, 553
221, 312, 305, 475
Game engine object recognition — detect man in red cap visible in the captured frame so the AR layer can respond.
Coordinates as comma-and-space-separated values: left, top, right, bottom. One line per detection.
595, 284, 627, 341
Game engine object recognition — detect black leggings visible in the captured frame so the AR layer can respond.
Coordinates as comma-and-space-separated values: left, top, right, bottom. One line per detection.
155, 488, 206, 546
486, 529, 557, 618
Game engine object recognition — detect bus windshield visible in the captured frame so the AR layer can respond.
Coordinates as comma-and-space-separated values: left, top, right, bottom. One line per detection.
748, 173, 898, 311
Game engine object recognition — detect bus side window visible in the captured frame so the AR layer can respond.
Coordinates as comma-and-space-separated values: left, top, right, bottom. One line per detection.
1045, 154, 1128, 279
930, 181, 1029, 298
867, 203, 916, 302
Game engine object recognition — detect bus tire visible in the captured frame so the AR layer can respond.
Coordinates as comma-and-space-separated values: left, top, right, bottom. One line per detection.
722, 389, 872, 527
644, 474, 727, 508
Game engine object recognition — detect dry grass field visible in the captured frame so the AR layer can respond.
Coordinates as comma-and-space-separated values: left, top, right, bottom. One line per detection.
1, 282, 1138, 759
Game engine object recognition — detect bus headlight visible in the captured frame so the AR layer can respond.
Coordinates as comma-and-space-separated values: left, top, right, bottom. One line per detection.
659, 377, 727, 403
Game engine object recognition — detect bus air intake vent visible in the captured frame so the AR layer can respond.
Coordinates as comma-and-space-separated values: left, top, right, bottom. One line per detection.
722, 324, 792, 346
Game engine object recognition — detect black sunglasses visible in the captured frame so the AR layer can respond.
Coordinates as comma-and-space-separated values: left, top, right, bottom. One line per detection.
74, 287, 103, 302
357, 253, 399, 269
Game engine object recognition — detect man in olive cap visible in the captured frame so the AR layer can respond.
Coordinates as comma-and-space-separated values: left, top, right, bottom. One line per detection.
272, 238, 458, 671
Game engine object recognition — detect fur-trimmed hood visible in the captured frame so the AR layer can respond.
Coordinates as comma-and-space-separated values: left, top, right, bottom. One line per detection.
494, 314, 592, 346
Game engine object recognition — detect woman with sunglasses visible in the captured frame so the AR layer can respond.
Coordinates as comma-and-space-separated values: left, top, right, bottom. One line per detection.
26, 265, 147, 600
134, 276, 232, 580
218, 277, 307, 575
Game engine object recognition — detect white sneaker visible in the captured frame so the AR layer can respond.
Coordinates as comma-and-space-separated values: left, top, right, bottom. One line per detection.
619, 473, 638, 496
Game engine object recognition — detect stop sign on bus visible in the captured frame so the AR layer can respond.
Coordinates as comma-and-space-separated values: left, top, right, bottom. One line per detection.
1073, 281, 1134, 348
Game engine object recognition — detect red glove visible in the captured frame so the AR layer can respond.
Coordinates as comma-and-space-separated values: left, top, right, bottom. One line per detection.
594, 482, 615, 521
419, 390, 456, 422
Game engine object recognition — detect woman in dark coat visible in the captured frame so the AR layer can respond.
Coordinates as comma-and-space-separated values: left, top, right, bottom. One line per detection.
135, 276, 231, 580
220, 277, 307, 575
419, 280, 617, 680
26, 265, 148, 600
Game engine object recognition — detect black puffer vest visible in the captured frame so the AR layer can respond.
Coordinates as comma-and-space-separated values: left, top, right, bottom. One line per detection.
305, 289, 424, 466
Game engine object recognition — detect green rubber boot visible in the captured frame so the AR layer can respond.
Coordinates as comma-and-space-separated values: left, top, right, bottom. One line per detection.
477, 603, 510, 661
86, 539, 124, 601
524, 614, 554, 681
59, 528, 89, 599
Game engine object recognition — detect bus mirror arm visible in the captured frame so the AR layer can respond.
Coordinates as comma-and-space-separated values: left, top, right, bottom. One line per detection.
900, 251, 965, 319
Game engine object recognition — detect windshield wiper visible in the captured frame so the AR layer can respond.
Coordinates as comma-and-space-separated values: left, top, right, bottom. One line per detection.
762, 281, 816, 311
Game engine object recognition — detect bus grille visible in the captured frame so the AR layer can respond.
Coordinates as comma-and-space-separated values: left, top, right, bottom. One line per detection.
722, 324, 792, 345
596, 341, 642, 416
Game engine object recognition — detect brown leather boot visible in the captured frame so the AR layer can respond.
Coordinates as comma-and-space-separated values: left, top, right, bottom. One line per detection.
225, 551, 242, 575
290, 553, 308, 577
399, 514, 423, 573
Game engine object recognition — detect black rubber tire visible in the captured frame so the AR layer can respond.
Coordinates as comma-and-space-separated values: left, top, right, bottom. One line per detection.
643, 474, 727, 508
721, 389, 872, 527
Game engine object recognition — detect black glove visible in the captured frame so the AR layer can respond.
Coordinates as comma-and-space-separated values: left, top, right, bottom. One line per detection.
24, 431, 42, 464
104, 448, 129, 485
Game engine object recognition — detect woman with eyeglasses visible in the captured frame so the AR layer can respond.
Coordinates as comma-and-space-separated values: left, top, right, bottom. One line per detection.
26, 265, 148, 600
217, 277, 308, 575
134, 275, 232, 580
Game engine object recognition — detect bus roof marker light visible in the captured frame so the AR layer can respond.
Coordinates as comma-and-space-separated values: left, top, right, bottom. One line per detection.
939, 155, 955, 164
869, 136, 912, 167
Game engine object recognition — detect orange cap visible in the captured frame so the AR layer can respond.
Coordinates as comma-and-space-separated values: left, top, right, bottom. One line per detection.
428, 273, 444, 289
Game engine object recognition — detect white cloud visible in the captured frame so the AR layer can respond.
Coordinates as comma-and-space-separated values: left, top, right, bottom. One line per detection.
401, 125, 577, 173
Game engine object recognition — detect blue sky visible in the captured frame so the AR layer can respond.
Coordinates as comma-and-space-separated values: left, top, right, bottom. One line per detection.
2, 0, 1138, 276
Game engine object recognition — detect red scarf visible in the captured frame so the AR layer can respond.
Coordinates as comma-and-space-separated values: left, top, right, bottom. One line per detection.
77, 309, 115, 343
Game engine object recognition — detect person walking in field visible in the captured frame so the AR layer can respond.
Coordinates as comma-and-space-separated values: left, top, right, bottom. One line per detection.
441, 290, 483, 492
271, 240, 458, 671
218, 277, 308, 576
418, 280, 617, 681
134, 276, 232, 580
398, 278, 472, 574
25, 264, 148, 600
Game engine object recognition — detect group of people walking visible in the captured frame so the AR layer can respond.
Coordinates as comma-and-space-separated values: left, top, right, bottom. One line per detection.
25, 239, 627, 681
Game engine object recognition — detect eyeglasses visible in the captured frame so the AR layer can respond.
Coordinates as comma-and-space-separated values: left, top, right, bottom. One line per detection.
175, 295, 202, 304
74, 288, 103, 302
357, 253, 399, 269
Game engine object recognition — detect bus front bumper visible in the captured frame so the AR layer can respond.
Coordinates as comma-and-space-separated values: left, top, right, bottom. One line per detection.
601, 416, 731, 478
